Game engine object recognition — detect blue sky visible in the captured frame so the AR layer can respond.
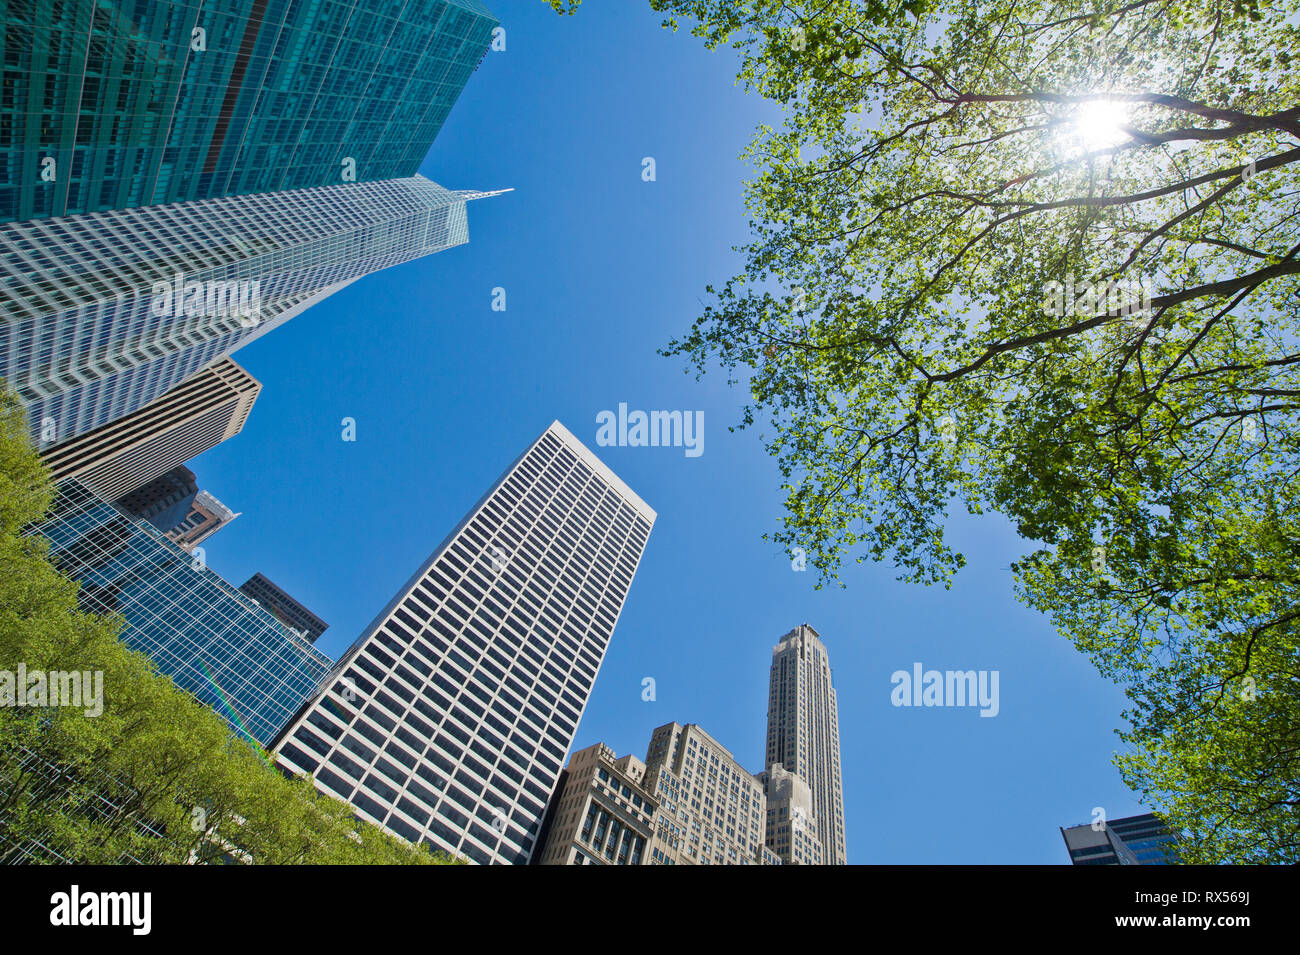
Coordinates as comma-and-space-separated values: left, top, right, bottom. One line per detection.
191, 1, 1147, 863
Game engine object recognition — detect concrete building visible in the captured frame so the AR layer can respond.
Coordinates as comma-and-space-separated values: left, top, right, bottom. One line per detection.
758, 762, 823, 865
37, 357, 259, 502
273, 421, 655, 864
765, 624, 847, 864
534, 743, 658, 865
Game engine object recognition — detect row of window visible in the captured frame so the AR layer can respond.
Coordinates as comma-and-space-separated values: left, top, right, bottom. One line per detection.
277, 427, 651, 863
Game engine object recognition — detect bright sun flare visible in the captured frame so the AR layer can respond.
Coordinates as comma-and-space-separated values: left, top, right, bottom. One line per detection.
1071, 98, 1132, 151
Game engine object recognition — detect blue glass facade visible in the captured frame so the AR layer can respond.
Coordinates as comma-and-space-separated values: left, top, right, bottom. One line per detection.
1106, 812, 1181, 865
28, 479, 334, 746
0, 0, 497, 223
1061, 812, 1181, 865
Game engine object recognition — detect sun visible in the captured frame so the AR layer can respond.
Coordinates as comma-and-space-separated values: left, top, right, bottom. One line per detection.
1070, 98, 1132, 151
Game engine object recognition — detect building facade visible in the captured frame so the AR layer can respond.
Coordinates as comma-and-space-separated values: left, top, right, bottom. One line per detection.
758, 762, 824, 865
239, 572, 329, 644
272, 421, 655, 864
113, 465, 201, 528
1061, 813, 1181, 865
37, 357, 260, 502
115, 465, 239, 549
2, 175, 499, 447
158, 489, 237, 549
0, 0, 497, 223
765, 624, 847, 864
533, 743, 658, 865
537, 723, 780, 867
27, 480, 333, 746
642, 722, 770, 866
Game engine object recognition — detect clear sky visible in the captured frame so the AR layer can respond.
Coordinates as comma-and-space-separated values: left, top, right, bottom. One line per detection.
191, 1, 1148, 864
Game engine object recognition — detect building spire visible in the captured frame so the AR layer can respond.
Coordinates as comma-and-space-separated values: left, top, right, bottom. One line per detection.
455, 187, 514, 202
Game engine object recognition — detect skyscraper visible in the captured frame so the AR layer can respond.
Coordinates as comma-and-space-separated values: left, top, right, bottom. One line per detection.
37, 357, 260, 501
1061, 812, 1181, 865
239, 572, 329, 644
765, 624, 848, 864
1, 175, 502, 446
114, 466, 200, 526
0, 0, 498, 223
28, 480, 333, 746
273, 421, 655, 864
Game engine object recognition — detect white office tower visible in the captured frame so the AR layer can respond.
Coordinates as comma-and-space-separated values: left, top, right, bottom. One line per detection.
0, 175, 500, 446
273, 421, 655, 864
765, 624, 848, 864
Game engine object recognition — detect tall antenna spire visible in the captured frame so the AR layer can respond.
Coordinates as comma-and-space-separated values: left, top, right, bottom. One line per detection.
454, 187, 515, 202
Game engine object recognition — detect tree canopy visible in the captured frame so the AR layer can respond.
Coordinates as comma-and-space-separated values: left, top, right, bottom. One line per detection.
618, 0, 1299, 862
0, 386, 458, 864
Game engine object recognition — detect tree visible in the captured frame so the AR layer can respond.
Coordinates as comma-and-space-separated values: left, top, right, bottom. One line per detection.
624, 0, 1300, 861
0, 386, 459, 864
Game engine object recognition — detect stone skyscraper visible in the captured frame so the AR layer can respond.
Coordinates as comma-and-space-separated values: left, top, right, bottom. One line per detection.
764, 624, 847, 864
533, 742, 658, 866
273, 421, 655, 865
0, 0, 497, 223
759, 761, 823, 865
642, 722, 771, 866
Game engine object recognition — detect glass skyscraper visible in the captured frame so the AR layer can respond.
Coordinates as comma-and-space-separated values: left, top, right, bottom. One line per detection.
273, 421, 656, 865
28, 480, 334, 746
0, 175, 501, 446
1061, 812, 1181, 865
0, 0, 498, 223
